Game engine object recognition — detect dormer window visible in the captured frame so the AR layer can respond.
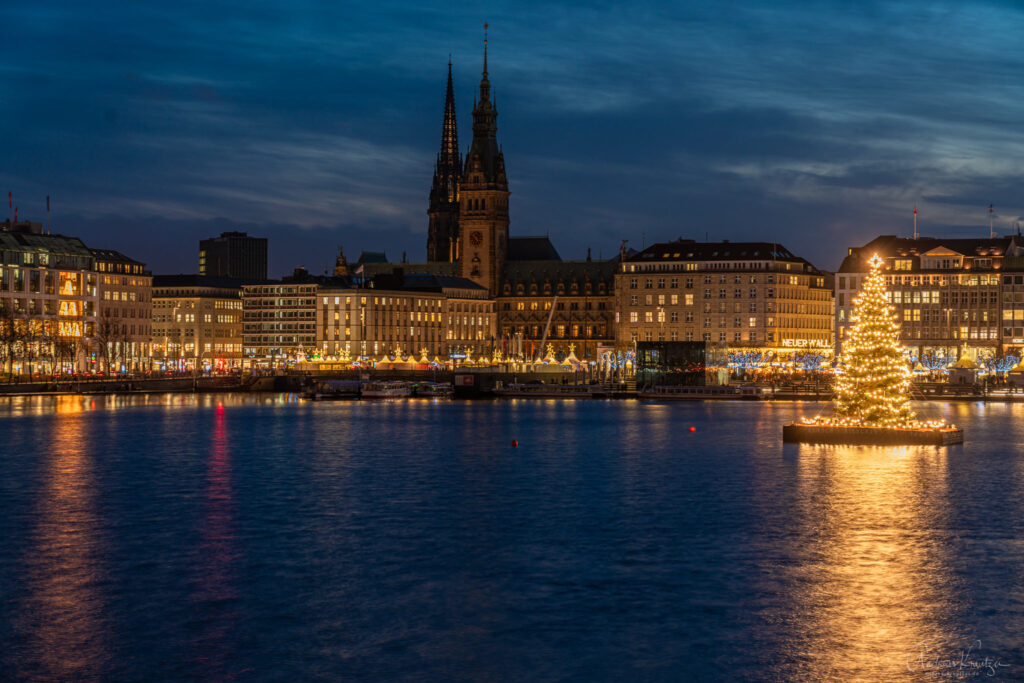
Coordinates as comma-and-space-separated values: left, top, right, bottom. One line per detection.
894, 259, 913, 271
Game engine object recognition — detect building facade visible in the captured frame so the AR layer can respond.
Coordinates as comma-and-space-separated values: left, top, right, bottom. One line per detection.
615, 240, 834, 359
199, 231, 268, 281
318, 276, 495, 361
836, 235, 1024, 361
152, 275, 243, 371
497, 239, 617, 360
0, 220, 152, 375
0, 224, 97, 374
92, 249, 152, 372
242, 276, 319, 367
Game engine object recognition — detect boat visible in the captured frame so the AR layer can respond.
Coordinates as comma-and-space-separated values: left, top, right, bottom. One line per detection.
360, 380, 412, 399
637, 385, 766, 401
412, 382, 453, 398
301, 379, 361, 400
492, 383, 602, 399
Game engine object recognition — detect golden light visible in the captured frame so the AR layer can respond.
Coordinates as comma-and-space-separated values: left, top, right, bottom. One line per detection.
807, 253, 953, 430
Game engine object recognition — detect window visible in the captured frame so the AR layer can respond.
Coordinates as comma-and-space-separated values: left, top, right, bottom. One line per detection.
645, 279, 653, 289
630, 312, 638, 323
749, 317, 757, 327
645, 311, 653, 322
670, 294, 679, 305
670, 311, 679, 323
630, 295, 638, 306
657, 278, 665, 288
629, 278, 638, 289
685, 294, 694, 306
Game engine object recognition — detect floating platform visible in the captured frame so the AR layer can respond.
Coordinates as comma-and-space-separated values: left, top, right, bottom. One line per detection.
783, 423, 964, 446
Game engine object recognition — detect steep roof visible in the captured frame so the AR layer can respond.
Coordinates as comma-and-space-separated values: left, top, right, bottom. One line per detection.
0, 231, 93, 257
501, 259, 617, 289
357, 251, 389, 264
507, 236, 561, 261
837, 235, 1018, 272
627, 240, 798, 262
89, 247, 145, 266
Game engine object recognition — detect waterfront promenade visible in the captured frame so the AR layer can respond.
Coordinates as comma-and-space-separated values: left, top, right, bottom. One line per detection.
0, 370, 1020, 402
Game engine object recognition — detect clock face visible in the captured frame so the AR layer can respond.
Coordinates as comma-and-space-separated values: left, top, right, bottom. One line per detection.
469, 231, 483, 246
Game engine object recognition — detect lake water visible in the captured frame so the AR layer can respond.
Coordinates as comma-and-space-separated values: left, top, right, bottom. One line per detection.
0, 394, 1021, 681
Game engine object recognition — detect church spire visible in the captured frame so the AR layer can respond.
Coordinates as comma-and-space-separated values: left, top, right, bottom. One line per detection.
439, 56, 459, 180
480, 23, 490, 103
426, 58, 463, 262
469, 23, 499, 158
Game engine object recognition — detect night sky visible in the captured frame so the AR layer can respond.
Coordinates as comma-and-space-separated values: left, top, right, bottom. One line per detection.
3, 1, 1023, 277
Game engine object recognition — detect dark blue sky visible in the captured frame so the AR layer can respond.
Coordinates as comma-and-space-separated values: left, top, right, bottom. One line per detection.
3, 1, 1023, 276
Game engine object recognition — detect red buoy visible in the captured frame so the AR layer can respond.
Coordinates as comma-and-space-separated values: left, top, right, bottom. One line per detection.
689, 426, 696, 433
511, 439, 519, 448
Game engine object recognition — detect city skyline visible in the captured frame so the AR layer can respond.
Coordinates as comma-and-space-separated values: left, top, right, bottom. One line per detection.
3, 1, 1024, 277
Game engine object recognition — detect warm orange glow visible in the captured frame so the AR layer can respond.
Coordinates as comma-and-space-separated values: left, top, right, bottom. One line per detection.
17, 412, 107, 677
787, 446, 955, 678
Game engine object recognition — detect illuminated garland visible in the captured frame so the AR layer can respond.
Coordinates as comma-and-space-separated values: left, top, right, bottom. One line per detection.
803, 254, 951, 430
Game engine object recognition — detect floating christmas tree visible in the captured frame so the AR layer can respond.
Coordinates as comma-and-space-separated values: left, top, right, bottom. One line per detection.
832, 254, 916, 426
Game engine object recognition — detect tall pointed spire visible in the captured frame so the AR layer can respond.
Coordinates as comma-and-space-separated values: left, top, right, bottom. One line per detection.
469, 22, 499, 167
427, 58, 463, 262
480, 23, 490, 102
440, 56, 459, 186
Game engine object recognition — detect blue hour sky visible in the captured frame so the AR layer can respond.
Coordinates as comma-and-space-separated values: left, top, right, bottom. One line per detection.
3, 1, 1023, 276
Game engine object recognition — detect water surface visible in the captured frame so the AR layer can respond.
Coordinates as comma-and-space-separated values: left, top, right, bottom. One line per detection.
0, 395, 1021, 680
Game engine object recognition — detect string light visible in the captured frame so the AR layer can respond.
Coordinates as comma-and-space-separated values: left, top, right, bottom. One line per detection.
802, 254, 956, 431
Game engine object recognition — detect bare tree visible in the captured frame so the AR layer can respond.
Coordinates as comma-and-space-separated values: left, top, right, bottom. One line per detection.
94, 315, 115, 374
0, 301, 16, 382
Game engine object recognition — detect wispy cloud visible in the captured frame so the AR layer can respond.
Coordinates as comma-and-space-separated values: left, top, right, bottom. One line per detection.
2, 0, 1023, 273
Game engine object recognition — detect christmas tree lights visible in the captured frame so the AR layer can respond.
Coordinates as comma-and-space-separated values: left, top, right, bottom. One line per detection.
803, 254, 947, 430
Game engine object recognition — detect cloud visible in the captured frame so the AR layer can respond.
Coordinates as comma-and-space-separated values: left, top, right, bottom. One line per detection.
2, 0, 1024, 274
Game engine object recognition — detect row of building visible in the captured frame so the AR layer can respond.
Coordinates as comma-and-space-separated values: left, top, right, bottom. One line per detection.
1, 214, 1021, 374
4, 40, 1019, 373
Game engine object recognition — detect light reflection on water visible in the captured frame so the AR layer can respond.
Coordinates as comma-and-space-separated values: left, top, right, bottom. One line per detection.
0, 394, 1021, 680
781, 444, 957, 680
17, 404, 109, 679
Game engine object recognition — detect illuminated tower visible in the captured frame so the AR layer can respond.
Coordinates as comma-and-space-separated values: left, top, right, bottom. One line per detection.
426, 59, 462, 262
458, 24, 509, 295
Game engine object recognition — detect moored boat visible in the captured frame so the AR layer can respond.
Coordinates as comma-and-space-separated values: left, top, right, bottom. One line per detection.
361, 380, 412, 398
492, 383, 601, 399
638, 385, 765, 401
301, 379, 361, 400
413, 382, 453, 398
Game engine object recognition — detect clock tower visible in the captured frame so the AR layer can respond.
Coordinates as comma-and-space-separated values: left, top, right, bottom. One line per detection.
458, 25, 509, 296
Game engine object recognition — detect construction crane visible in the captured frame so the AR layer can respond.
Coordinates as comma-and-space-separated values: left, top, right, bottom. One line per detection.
535, 295, 558, 362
